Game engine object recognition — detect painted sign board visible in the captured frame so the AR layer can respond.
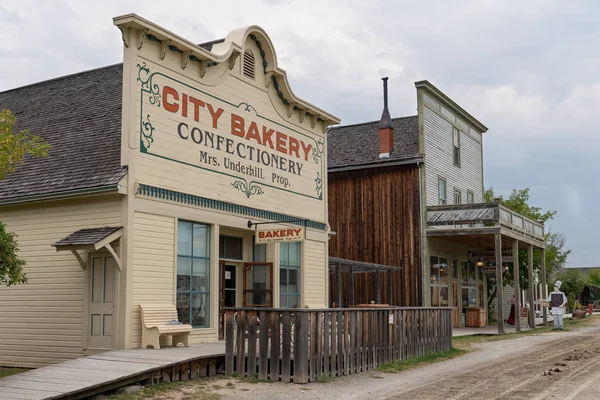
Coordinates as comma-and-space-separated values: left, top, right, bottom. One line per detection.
255, 228, 305, 243
479, 266, 497, 274
136, 60, 325, 202
468, 250, 514, 264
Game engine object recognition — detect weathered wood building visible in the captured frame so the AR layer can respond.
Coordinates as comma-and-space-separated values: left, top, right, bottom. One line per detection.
328, 79, 548, 332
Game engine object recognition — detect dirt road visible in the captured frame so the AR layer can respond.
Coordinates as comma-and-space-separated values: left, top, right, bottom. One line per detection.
213, 324, 600, 400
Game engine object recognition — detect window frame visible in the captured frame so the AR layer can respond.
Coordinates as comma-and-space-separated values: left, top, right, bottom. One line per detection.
467, 190, 475, 204
279, 242, 301, 308
438, 177, 447, 205
219, 235, 243, 261
453, 127, 461, 167
454, 188, 462, 205
430, 255, 449, 307
176, 220, 211, 329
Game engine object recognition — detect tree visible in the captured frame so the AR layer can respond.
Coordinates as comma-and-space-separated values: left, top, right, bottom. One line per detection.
554, 268, 588, 311
587, 267, 600, 287
484, 187, 569, 318
0, 109, 50, 286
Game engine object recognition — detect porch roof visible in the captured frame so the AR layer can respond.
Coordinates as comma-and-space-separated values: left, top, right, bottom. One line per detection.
52, 226, 123, 249
426, 202, 545, 248
51, 226, 123, 270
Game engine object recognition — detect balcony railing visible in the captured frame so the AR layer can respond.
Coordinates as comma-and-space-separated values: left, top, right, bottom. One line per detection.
426, 202, 545, 242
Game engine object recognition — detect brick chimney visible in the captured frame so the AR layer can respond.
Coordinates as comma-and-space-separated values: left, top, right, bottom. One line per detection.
379, 77, 393, 158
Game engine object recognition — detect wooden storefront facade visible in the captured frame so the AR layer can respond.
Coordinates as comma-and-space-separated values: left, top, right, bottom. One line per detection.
328, 165, 422, 306
327, 79, 547, 332
0, 14, 339, 368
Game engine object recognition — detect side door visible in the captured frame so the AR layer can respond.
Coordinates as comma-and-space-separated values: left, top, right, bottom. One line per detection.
87, 255, 117, 349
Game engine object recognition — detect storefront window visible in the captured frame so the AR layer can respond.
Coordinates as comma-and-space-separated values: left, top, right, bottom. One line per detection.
177, 221, 210, 328
430, 256, 449, 306
253, 239, 266, 262
460, 260, 477, 308
280, 242, 300, 308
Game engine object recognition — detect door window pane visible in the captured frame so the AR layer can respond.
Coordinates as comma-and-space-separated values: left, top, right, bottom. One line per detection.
460, 261, 468, 285
439, 257, 448, 284
430, 256, 439, 283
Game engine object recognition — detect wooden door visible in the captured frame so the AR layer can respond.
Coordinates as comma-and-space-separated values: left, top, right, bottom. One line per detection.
88, 255, 117, 349
243, 262, 273, 307
219, 262, 237, 340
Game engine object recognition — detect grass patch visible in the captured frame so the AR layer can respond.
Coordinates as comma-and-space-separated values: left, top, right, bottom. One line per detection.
104, 377, 221, 400
316, 374, 334, 383
238, 375, 269, 384
453, 315, 600, 350
0, 368, 27, 378
378, 347, 466, 373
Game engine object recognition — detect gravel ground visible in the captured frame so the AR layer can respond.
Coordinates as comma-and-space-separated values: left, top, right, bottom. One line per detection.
208, 323, 600, 400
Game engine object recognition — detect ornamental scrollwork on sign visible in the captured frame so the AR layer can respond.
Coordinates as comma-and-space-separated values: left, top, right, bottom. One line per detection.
137, 62, 161, 107
141, 114, 155, 152
231, 179, 265, 198
315, 172, 323, 200
312, 139, 324, 164
237, 102, 258, 116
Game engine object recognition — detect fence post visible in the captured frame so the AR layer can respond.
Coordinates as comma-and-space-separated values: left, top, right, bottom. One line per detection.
294, 311, 309, 384
225, 310, 234, 376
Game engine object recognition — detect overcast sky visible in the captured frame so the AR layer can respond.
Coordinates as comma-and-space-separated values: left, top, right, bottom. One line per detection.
1, 0, 597, 266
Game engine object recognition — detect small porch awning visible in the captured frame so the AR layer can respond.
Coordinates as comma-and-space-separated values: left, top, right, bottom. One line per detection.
52, 226, 123, 270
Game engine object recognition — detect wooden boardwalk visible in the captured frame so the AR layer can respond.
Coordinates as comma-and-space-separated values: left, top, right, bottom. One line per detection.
0, 343, 225, 400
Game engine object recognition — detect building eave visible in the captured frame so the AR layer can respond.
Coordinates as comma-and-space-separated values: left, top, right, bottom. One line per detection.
328, 156, 423, 173
0, 185, 121, 207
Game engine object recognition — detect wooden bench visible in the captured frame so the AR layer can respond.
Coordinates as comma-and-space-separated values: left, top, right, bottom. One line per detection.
139, 304, 193, 349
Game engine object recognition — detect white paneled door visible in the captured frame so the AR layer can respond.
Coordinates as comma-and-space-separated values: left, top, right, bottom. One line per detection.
88, 255, 117, 349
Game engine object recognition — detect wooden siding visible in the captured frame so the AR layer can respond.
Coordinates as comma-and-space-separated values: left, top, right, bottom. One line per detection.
328, 165, 421, 306
423, 105, 483, 206
0, 195, 122, 368
304, 240, 327, 307
130, 212, 176, 348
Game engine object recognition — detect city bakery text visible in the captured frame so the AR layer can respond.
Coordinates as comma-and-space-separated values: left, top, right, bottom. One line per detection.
162, 86, 314, 177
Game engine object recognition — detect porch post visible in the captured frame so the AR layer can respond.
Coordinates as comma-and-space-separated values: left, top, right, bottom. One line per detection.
495, 233, 504, 334
513, 239, 521, 331
541, 248, 548, 326
528, 244, 535, 329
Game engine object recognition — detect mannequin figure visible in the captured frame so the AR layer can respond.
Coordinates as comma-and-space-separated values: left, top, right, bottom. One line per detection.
548, 280, 568, 330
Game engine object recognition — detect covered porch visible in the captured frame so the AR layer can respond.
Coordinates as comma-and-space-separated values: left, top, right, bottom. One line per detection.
427, 201, 547, 334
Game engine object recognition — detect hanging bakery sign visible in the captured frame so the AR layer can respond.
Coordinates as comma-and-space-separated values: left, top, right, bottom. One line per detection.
255, 228, 305, 243
136, 60, 325, 200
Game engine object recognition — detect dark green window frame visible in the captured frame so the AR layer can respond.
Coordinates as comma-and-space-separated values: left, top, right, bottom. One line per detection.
280, 242, 301, 308
177, 220, 211, 328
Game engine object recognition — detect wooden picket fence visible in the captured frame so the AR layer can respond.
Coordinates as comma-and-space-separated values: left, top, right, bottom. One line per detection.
224, 307, 452, 383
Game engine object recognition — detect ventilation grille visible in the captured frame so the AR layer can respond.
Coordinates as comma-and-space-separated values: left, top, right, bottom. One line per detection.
243, 49, 255, 79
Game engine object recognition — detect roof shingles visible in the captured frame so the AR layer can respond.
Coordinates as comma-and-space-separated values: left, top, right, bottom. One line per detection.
0, 64, 127, 202
327, 116, 421, 169
52, 226, 123, 247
